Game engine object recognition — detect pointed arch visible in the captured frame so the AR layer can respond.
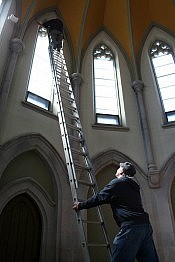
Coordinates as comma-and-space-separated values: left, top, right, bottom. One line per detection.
24, 8, 75, 74
0, 133, 67, 261
81, 27, 132, 77
81, 30, 133, 128
138, 23, 175, 77
91, 149, 147, 192
140, 26, 175, 126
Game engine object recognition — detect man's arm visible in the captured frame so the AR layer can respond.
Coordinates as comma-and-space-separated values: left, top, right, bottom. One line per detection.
73, 178, 117, 211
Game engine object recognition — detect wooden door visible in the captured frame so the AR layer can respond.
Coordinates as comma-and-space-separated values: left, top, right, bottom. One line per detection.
0, 194, 41, 262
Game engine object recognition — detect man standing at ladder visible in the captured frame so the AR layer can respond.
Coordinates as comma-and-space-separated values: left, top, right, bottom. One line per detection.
73, 162, 159, 262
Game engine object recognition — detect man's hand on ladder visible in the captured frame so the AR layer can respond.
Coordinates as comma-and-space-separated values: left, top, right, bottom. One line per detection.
73, 202, 80, 211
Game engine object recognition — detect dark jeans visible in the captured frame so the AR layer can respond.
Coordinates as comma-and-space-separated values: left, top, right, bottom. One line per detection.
111, 223, 159, 262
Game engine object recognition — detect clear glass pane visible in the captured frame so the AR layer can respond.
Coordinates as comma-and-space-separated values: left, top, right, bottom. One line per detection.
95, 78, 115, 87
97, 115, 119, 125
152, 54, 173, 67
154, 63, 175, 77
28, 32, 53, 101
27, 92, 50, 110
94, 45, 120, 125
94, 59, 113, 70
96, 108, 118, 115
163, 98, 175, 111
94, 67, 115, 79
96, 97, 118, 112
166, 112, 175, 122
157, 74, 175, 88
95, 84, 117, 97
160, 86, 175, 100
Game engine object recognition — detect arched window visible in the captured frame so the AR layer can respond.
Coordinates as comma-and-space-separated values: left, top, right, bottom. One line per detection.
150, 40, 175, 123
0, 0, 2, 15
93, 44, 121, 125
26, 26, 53, 110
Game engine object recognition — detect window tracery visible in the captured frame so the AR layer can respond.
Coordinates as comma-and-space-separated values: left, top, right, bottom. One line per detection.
93, 43, 121, 125
150, 40, 175, 122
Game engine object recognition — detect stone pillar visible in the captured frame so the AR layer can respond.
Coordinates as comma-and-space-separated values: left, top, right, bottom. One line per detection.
70, 73, 83, 112
132, 80, 160, 188
0, 38, 24, 130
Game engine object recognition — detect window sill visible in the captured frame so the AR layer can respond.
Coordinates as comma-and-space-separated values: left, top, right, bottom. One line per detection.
21, 101, 57, 120
162, 122, 175, 129
92, 123, 129, 131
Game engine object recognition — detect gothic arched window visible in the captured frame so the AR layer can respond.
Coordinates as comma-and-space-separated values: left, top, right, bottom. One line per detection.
150, 40, 175, 123
93, 44, 121, 125
26, 26, 53, 110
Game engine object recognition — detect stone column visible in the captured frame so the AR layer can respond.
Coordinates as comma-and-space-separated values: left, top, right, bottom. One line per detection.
132, 80, 160, 187
70, 73, 83, 112
0, 38, 24, 130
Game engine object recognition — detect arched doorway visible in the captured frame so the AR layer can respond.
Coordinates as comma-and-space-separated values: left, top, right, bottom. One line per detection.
0, 193, 42, 262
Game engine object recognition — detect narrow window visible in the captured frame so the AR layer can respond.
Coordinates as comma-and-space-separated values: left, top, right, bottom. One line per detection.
93, 44, 120, 125
0, 0, 3, 12
150, 40, 175, 123
26, 26, 53, 110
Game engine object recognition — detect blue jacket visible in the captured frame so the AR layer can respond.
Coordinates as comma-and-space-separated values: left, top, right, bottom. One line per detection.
78, 176, 149, 227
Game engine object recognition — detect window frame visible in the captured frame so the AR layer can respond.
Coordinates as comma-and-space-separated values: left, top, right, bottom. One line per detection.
26, 26, 54, 112
93, 43, 121, 126
149, 40, 175, 124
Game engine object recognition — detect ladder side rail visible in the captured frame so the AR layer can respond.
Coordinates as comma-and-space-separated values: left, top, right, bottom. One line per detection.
48, 46, 78, 190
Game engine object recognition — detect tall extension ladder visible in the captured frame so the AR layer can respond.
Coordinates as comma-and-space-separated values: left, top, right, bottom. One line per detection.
45, 21, 112, 262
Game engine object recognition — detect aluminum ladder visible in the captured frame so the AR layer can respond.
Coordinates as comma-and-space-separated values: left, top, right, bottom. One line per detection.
45, 21, 112, 262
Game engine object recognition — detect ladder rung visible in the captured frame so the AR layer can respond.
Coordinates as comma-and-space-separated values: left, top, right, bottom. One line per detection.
87, 243, 110, 247
56, 78, 70, 88
59, 119, 81, 132
66, 122, 81, 131
59, 86, 72, 95
78, 179, 95, 187
74, 162, 91, 171
72, 148, 86, 156
69, 134, 83, 143
62, 103, 77, 112
61, 94, 74, 103
64, 112, 79, 121
81, 219, 101, 224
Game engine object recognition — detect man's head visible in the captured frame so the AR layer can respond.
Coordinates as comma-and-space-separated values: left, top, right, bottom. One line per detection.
119, 162, 136, 177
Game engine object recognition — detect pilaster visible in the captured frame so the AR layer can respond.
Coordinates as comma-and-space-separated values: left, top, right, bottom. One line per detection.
70, 73, 83, 112
132, 80, 160, 188
0, 38, 24, 135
